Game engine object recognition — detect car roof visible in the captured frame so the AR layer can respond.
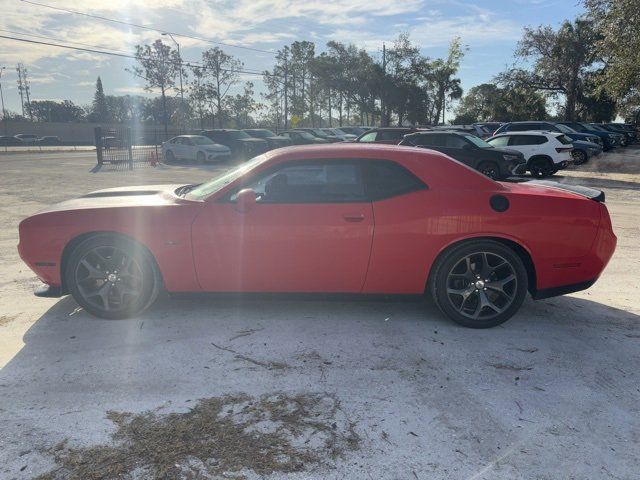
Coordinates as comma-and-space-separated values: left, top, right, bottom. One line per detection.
492, 130, 560, 136
406, 129, 465, 136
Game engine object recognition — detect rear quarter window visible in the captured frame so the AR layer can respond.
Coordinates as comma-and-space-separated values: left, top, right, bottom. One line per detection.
364, 160, 427, 201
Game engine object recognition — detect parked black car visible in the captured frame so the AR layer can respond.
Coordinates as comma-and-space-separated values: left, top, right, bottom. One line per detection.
293, 128, 342, 143
601, 123, 637, 144
494, 121, 602, 147
556, 121, 615, 150
279, 130, 329, 145
399, 130, 526, 180
243, 129, 293, 150
201, 129, 269, 159
0, 135, 24, 146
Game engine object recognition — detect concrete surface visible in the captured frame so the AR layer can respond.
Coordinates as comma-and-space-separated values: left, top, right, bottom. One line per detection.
0, 148, 639, 479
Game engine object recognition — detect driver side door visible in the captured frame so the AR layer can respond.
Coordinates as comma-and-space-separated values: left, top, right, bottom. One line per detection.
191, 159, 375, 293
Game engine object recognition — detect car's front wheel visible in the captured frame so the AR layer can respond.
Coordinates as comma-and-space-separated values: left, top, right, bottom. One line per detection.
529, 157, 555, 178
65, 235, 161, 319
430, 240, 529, 328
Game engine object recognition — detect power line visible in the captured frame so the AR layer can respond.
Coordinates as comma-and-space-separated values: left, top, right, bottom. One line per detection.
19, 0, 277, 55
0, 34, 278, 78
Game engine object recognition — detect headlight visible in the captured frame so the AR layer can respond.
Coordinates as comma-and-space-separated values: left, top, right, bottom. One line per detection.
503, 154, 521, 162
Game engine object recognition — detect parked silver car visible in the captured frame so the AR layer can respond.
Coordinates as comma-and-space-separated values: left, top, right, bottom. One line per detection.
162, 135, 231, 163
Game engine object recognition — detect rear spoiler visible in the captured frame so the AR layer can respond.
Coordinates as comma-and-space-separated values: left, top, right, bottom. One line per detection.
526, 180, 605, 203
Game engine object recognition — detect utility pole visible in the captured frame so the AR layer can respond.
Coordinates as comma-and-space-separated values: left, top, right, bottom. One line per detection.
0, 67, 7, 135
381, 43, 386, 127
162, 33, 185, 130
16, 63, 32, 120
283, 47, 288, 130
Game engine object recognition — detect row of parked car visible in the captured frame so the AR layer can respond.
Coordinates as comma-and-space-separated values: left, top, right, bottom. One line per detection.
162, 121, 638, 180
353, 121, 638, 179
0, 134, 63, 146
160, 127, 371, 163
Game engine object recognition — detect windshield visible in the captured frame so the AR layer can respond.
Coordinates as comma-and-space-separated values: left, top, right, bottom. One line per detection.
590, 125, 608, 132
298, 132, 316, 140
310, 129, 328, 136
247, 130, 275, 138
563, 122, 586, 132
464, 134, 493, 148
185, 155, 268, 200
555, 123, 575, 133
192, 136, 215, 145
227, 131, 251, 139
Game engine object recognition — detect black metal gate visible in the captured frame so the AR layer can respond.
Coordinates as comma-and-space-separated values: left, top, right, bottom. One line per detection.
94, 126, 162, 170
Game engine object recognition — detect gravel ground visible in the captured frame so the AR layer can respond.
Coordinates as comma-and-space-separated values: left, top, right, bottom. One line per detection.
0, 148, 639, 479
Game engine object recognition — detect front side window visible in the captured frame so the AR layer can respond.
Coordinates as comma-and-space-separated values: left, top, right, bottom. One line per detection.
487, 136, 510, 147
444, 135, 469, 149
237, 161, 366, 203
358, 132, 377, 142
377, 130, 406, 141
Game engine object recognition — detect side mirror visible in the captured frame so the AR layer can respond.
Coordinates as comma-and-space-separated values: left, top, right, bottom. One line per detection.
234, 188, 256, 213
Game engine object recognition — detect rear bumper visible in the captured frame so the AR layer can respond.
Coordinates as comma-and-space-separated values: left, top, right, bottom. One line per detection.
532, 278, 597, 300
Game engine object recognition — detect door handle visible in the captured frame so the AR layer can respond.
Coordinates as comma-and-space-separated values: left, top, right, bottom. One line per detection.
343, 213, 365, 222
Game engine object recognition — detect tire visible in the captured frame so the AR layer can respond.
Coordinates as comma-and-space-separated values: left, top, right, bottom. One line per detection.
572, 149, 587, 165
528, 157, 555, 178
477, 161, 501, 180
196, 151, 206, 163
165, 150, 176, 164
429, 240, 528, 328
65, 234, 161, 319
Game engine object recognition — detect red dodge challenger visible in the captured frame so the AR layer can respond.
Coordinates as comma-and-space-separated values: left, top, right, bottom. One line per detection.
18, 144, 616, 328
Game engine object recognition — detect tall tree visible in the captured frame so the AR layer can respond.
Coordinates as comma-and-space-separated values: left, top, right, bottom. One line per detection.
454, 83, 547, 123
27, 100, 86, 122
129, 39, 183, 136
498, 18, 599, 121
195, 47, 243, 128
89, 77, 109, 122
430, 38, 465, 124
584, 0, 640, 122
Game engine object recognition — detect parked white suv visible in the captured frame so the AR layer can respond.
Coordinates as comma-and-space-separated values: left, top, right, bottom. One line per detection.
486, 131, 574, 178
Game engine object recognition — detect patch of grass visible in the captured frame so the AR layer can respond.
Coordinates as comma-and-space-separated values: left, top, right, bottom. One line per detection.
37, 393, 360, 480
0, 314, 18, 327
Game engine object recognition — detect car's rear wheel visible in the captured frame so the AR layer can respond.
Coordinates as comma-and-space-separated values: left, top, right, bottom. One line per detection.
572, 149, 587, 165
529, 157, 555, 178
477, 161, 500, 180
65, 235, 161, 319
430, 240, 528, 328
165, 150, 176, 164
196, 151, 206, 163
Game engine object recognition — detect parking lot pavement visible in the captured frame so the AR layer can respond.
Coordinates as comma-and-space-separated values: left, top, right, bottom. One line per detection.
1, 148, 639, 479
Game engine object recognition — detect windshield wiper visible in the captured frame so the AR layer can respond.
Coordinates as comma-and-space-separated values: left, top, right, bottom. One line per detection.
175, 184, 200, 197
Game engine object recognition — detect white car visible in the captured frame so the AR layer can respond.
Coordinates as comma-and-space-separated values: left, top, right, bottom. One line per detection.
486, 131, 574, 178
162, 135, 231, 163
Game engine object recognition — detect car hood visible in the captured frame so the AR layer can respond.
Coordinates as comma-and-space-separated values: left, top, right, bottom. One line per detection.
566, 132, 599, 141
202, 144, 230, 152
491, 147, 525, 158
36, 184, 188, 214
238, 138, 267, 144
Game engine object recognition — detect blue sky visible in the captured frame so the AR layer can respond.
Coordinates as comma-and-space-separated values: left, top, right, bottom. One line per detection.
0, 0, 585, 115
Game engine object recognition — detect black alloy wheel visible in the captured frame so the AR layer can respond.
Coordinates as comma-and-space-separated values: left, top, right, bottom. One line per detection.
66, 235, 161, 319
431, 240, 528, 328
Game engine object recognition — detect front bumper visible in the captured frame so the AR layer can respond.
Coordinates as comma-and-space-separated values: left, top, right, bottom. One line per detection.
511, 162, 527, 175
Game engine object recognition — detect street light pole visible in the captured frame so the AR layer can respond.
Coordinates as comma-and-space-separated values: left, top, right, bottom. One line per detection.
0, 67, 7, 136
162, 33, 185, 131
